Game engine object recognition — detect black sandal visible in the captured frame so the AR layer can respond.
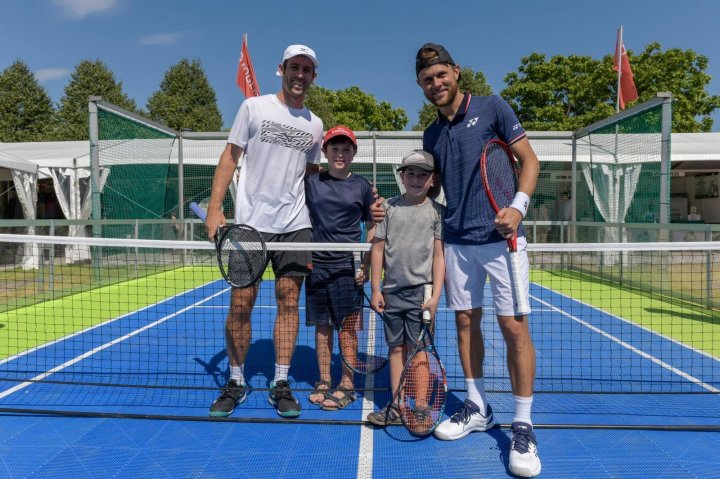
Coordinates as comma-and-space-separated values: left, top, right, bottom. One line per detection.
309, 380, 332, 405
320, 385, 357, 411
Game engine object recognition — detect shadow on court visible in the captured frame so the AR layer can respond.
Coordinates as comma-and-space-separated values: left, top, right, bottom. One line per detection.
645, 307, 720, 325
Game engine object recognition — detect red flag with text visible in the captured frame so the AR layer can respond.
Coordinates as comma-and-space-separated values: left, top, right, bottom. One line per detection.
614, 29, 638, 109
236, 34, 260, 98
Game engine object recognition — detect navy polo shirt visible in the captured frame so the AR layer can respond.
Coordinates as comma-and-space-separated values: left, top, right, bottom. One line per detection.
305, 171, 375, 264
423, 94, 527, 245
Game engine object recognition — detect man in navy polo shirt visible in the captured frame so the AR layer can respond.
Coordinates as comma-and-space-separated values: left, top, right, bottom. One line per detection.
416, 43, 542, 478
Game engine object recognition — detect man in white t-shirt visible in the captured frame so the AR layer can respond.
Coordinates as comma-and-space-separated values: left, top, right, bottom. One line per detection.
205, 44, 323, 419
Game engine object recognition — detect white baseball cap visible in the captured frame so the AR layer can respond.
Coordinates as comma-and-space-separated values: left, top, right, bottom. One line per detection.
276, 44, 319, 76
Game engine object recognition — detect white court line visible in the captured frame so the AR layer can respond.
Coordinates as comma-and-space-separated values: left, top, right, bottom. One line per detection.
0, 288, 228, 399
0, 280, 223, 367
357, 306, 377, 479
532, 293, 720, 393
531, 284, 720, 363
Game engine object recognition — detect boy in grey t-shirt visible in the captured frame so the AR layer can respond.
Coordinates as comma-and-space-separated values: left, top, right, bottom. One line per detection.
366, 150, 445, 426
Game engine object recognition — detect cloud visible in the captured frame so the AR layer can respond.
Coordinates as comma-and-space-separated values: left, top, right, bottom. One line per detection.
138, 32, 186, 46
35, 68, 72, 81
51, 0, 119, 19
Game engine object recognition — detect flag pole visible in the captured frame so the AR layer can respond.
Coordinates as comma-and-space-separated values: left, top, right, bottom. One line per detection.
615, 26, 623, 113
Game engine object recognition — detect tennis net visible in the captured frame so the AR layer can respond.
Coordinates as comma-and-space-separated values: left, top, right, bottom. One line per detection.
0, 234, 718, 426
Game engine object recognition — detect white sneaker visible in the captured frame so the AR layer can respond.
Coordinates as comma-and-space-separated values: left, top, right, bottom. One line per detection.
434, 399, 496, 440
508, 421, 541, 478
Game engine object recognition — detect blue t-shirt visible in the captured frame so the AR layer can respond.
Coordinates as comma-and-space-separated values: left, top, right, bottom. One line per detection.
305, 171, 375, 264
423, 94, 527, 245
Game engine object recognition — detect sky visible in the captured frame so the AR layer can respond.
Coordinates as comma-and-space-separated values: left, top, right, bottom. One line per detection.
2, 0, 720, 132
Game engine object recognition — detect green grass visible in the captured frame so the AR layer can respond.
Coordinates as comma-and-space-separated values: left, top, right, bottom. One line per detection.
531, 270, 720, 357
0, 266, 217, 359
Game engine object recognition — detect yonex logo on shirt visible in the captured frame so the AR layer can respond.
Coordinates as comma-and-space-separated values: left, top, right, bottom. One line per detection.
467, 117, 478, 128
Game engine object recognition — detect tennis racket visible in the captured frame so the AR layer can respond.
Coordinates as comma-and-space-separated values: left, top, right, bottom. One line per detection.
395, 284, 447, 436
480, 139, 531, 315
337, 251, 388, 375
189, 202, 267, 288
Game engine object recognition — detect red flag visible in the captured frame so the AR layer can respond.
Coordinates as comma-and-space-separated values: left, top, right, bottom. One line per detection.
236, 34, 260, 98
614, 28, 638, 110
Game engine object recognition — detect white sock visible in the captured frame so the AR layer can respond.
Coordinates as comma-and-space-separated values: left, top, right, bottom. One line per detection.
466, 378, 487, 413
513, 395, 533, 425
274, 363, 289, 383
230, 365, 245, 385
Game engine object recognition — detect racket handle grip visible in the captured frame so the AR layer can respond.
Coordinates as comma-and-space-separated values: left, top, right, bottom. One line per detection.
353, 252, 363, 284
509, 252, 530, 315
189, 202, 207, 221
422, 284, 432, 322
353, 252, 362, 274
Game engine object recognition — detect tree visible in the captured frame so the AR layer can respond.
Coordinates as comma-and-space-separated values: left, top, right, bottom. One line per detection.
146, 59, 222, 131
502, 53, 615, 131
0, 61, 56, 142
632, 43, 720, 132
501, 45, 720, 132
305, 85, 407, 131
56, 59, 137, 140
413, 67, 493, 130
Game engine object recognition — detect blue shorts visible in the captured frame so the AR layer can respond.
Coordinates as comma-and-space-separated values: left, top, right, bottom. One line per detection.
305, 260, 358, 329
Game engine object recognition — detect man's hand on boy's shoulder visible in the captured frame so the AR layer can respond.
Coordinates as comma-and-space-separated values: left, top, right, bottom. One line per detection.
370, 198, 385, 224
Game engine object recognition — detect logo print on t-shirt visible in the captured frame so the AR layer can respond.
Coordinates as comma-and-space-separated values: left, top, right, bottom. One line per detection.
261, 120, 314, 153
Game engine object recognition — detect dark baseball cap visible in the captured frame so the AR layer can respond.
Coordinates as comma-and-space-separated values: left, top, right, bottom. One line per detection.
415, 43, 456, 76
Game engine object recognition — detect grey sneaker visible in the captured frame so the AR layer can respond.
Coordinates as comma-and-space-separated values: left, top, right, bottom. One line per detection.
367, 404, 401, 426
268, 380, 301, 418
209, 379, 249, 417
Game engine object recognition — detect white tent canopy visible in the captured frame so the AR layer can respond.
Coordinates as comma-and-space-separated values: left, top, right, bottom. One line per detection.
0, 150, 39, 269
0, 141, 97, 263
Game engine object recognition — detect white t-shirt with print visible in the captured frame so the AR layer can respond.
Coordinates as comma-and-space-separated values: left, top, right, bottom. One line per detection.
227, 94, 323, 234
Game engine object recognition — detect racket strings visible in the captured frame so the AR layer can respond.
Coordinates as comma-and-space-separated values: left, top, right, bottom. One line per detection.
399, 348, 446, 435
341, 289, 388, 374
219, 226, 267, 287
483, 143, 518, 207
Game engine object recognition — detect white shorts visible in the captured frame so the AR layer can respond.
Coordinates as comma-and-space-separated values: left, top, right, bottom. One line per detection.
444, 237, 530, 316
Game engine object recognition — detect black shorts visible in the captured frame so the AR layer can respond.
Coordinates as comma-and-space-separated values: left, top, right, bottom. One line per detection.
382, 284, 427, 348
305, 259, 358, 328
262, 228, 313, 278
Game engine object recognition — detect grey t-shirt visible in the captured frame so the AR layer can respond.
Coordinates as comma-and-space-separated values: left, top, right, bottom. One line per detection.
375, 196, 444, 293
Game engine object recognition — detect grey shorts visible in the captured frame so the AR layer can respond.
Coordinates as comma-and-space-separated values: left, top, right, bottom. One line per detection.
382, 284, 427, 348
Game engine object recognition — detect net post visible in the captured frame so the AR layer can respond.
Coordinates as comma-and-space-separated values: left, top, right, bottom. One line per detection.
89, 96, 103, 283
659, 92, 673, 241
570, 133, 578, 242
88, 96, 102, 238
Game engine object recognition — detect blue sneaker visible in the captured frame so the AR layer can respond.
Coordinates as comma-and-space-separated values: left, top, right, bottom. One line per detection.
434, 399, 496, 440
209, 379, 249, 417
268, 380, 301, 418
509, 421, 541, 477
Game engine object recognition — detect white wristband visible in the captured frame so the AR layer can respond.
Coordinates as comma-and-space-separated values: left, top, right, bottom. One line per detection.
510, 191, 530, 218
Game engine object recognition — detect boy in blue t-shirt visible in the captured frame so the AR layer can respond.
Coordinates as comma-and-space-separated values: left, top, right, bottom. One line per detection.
305, 125, 375, 410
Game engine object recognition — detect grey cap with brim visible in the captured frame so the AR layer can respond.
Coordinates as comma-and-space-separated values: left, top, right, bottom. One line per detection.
397, 149, 435, 172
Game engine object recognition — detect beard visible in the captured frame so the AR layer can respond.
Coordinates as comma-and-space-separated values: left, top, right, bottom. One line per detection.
425, 80, 459, 108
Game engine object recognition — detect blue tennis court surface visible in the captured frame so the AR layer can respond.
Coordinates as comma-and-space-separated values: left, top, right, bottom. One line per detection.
1, 278, 719, 478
